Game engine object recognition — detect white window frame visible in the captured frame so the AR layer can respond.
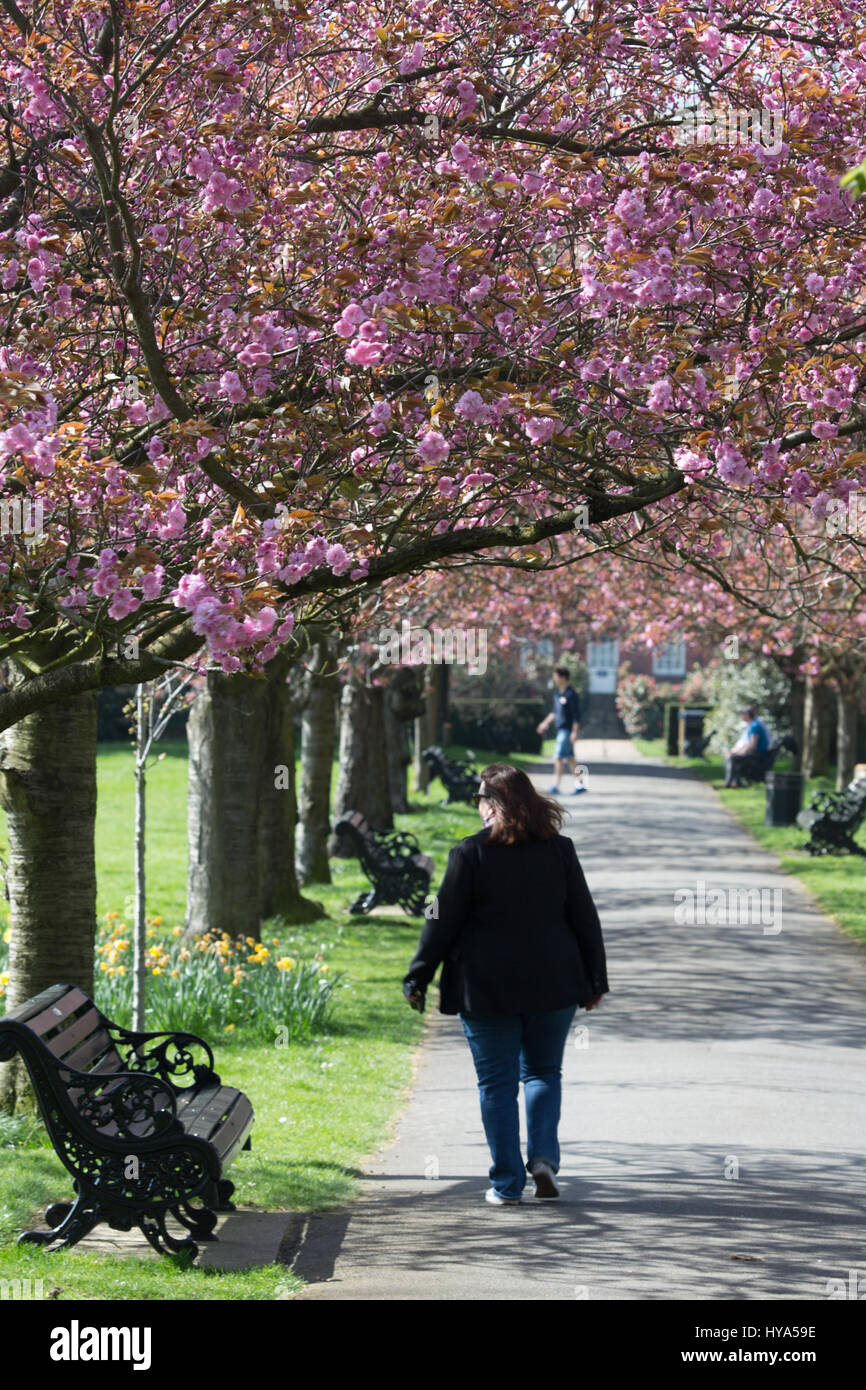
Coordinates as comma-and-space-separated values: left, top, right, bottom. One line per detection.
652, 639, 686, 677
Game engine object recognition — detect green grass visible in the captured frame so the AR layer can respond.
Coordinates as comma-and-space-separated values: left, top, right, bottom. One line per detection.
0, 739, 497, 1298
633, 738, 866, 951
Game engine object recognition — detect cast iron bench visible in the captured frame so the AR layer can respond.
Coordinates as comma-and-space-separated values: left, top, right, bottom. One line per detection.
333, 811, 435, 916
732, 734, 798, 786
421, 745, 482, 804
0, 983, 253, 1259
796, 776, 866, 856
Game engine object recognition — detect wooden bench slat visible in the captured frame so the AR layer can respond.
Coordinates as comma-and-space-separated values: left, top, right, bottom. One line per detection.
43, 1007, 106, 1062
63, 1027, 120, 1074
13, 987, 90, 1036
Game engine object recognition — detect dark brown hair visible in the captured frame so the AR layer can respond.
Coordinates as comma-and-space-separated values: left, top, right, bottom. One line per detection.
479, 764, 564, 845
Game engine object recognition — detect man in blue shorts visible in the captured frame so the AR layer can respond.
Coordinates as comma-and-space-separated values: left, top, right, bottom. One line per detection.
536, 667, 586, 795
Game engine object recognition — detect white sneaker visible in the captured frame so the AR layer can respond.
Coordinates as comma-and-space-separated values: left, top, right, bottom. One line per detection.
485, 1188, 521, 1205
529, 1160, 560, 1199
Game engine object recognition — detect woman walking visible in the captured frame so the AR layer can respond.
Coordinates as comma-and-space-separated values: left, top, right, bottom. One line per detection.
403, 764, 608, 1205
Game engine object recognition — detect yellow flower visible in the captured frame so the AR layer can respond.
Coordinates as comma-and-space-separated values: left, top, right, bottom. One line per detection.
0, 972, 9, 985
152, 916, 163, 925
107, 968, 115, 977
245, 937, 256, 947
172, 926, 182, 937
116, 940, 129, 952
100, 962, 109, 972
225, 1024, 235, 1032
272, 938, 279, 946
171, 969, 180, 978
320, 964, 329, 973
152, 967, 163, 976
179, 949, 190, 963
116, 964, 126, 977
3, 927, 11, 944
276, 958, 295, 972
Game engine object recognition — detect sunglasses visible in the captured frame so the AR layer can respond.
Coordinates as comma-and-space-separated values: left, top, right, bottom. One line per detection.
472, 792, 492, 807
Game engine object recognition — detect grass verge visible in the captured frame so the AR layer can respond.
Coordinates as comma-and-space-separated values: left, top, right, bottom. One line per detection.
0, 741, 493, 1298
633, 738, 866, 951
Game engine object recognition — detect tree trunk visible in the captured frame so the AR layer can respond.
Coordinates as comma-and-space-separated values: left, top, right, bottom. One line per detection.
0, 690, 98, 1112
802, 676, 832, 779
258, 653, 323, 921
133, 685, 147, 1032
297, 635, 337, 885
330, 680, 391, 854
384, 667, 426, 815
185, 671, 267, 940
835, 686, 858, 791
789, 679, 805, 771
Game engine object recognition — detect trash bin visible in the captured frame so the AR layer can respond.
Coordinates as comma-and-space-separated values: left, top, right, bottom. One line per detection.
765, 771, 804, 826
665, 702, 680, 757
678, 706, 711, 756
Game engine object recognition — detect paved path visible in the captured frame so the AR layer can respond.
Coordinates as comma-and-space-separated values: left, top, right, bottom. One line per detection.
290, 740, 866, 1300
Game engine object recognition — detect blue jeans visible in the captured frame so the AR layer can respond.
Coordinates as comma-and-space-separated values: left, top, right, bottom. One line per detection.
460, 1005, 578, 1200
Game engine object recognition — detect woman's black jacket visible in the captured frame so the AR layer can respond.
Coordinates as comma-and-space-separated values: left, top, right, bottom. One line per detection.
404, 828, 608, 1016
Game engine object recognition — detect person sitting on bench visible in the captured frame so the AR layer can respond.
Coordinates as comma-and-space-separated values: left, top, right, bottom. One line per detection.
724, 705, 770, 788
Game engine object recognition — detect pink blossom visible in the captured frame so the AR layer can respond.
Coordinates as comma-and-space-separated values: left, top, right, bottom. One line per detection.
437, 476, 458, 498
238, 342, 272, 366
716, 441, 753, 484
370, 400, 391, 423
399, 41, 424, 74
524, 417, 557, 444
346, 340, 383, 365
156, 500, 186, 538
0, 424, 36, 458
146, 435, 165, 460
467, 275, 491, 303
139, 568, 164, 600
451, 141, 472, 164
811, 420, 838, 439
416, 430, 451, 464
128, 400, 148, 425
27, 258, 47, 293
11, 604, 31, 629
698, 25, 722, 58
455, 390, 491, 425
219, 370, 247, 403
647, 380, 674, 412
326, 543, 351, 575
1, 259, 19, 290
243, 605, 278, 638
614, 189, 646, 229
92, 568, 120, 597
189, 148, 215, 181
108, 589, 141, 620
457, 80, 477, 109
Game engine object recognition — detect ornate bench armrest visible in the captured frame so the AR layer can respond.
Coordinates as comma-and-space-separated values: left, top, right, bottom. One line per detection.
57, 1064, 180, 1143
108, 1026, 219, 1087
